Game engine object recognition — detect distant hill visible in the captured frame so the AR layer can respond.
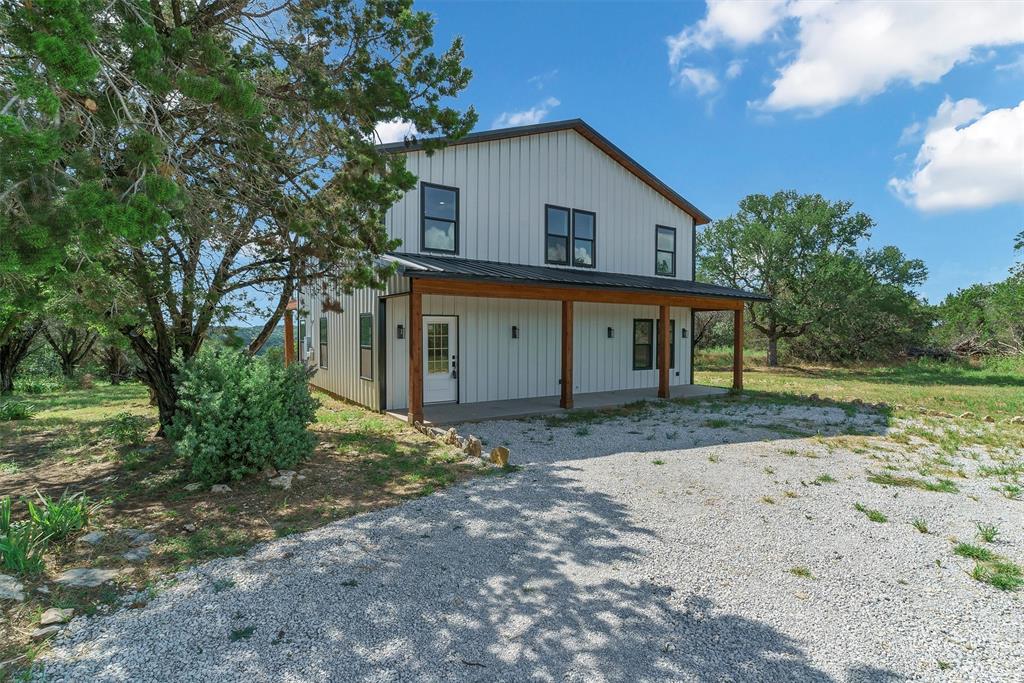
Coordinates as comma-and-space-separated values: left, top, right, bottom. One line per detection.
212, 325, 285, 355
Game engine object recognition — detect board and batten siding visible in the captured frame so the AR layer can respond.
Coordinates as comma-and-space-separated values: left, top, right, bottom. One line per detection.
384, 295, 690, 411
386, 128, 695, 279
299, 280, 382, 411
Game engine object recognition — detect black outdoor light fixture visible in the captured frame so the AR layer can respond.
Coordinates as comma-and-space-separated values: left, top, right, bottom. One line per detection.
512, 325, 519, 339
681, 327, 687, 339
396, 324, 405, 339
607, 326, 615, 338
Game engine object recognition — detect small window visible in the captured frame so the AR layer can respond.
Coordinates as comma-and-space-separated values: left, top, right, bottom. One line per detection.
634, 318, 675, 370
545, 205, 570, 265
633, 319, 653, 370
421, 183, 458, 253
298, 318, 307, 360
572, 210, 595, 268
318, 316, 328, 369
359, 313, 373, 380
656, 226, 676, 276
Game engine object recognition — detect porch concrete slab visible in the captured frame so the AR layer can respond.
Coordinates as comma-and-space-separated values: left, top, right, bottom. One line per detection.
406, 384, 728, 425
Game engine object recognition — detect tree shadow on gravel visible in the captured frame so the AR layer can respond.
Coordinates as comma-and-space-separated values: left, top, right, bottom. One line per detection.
38, 461, 900, 682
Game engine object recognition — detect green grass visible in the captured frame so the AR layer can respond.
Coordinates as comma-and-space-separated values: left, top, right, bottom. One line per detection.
652, 459, 666, 465
954, 543, 995, 561
789, 565, 813, 579
811, 473, 836, 485
976, 522, 999, 543
912, 518, 929, 533
0, 400, 36, 421
696, 354, 1024, 423
853, 502, 887, 523
25, 490, 102, 542
867, 472, 959, 494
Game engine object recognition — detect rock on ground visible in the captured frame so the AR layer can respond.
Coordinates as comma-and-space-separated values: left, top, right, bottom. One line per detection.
0, 574, 24, 601
54, 568, 122, 589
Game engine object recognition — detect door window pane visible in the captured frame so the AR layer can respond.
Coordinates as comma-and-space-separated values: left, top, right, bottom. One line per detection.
427, 323, 449, 374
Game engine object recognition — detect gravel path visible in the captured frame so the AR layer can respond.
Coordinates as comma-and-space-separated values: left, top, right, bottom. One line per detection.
39, 401, 1021, 682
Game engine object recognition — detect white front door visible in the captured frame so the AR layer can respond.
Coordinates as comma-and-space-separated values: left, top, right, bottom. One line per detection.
423, 316, 458, 404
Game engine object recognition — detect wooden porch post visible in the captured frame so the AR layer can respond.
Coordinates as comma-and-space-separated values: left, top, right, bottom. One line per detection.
283, 308, 295, 366
733, 306, 744, 391
658, 304, 670, 399
560, 299, 573, 409
409, 284, 424, 424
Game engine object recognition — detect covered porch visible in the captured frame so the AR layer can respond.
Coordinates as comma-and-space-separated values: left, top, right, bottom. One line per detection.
390, 384, 728, 425
397, 254, 767, 425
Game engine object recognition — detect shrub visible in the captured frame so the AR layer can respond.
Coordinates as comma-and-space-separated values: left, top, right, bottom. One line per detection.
0, 497, 50, 576
0, 400, 36, 421
15, 377, 62, 394
168, 350, 319, 484
104, 412, 148, 446
26, 490, 100, 542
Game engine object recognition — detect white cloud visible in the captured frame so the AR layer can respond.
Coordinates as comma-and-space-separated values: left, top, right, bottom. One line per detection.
725, 59, 744, 80
667, 0, 787, 66
668, 1, 1024, 113
763, 2, 1024, 112
889, 98, 1024, 212
677, 67, 720, 96
492, 97, 560, 128
374, 119, 418, 144
528, 69, 559, 90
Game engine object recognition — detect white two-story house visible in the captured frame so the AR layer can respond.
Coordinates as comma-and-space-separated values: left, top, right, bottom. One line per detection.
295, 119, 767, 424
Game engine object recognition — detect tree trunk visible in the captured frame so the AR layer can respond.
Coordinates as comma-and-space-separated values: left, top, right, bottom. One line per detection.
0, 321, 41, 394
123, 330, 179, 436
767, 336, 779, 367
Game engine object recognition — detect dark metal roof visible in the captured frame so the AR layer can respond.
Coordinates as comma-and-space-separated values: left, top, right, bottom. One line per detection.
378, 119, 712, 225
389, 252, 769, 302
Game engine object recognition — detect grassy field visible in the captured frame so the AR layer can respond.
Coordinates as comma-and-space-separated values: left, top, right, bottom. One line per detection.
696, 347, 1024, 422
0, 384, 488, 672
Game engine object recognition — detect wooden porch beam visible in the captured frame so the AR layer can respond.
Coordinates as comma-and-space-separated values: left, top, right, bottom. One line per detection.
408, 284, 423, 424
560, 300, 573, 409
733, 307, 744, 391
412, 277, 745, 311
658, 304, 670, 399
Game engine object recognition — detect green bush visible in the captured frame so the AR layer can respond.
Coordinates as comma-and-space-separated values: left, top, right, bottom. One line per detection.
168, 351, 319, 484
104, 411, 148, 446
0, 497, 50, 576
0, 400, 36, 421
25, 490, 100, 541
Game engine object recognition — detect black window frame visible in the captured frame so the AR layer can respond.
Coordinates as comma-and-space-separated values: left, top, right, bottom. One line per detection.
572, 209, 596, 269
634, 318, 676, 371
633, 319, 654, 370
655, 225, 677, 277
420, 182, 459, 254
318, 316, 328, 369
544, 204, 571, 266
358, 313, 373, 380
298, 318, 307, 361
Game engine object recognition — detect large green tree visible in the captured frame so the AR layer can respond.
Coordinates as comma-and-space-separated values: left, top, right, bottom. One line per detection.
933, 232, 1024, 356
2, 0, 475, 430
699, 191, 925, 366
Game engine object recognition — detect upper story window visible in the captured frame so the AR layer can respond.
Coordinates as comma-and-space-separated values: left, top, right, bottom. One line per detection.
421, 182, 458, 253
545, 205, 596, 268
572, 210, 595, 268
655, 225, 676, 277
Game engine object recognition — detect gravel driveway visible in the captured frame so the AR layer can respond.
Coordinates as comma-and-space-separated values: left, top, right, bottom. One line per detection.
39, 400, 1021, 682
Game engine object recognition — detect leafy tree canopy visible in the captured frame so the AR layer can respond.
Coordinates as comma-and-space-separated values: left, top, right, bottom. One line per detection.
2, 0, 476, 429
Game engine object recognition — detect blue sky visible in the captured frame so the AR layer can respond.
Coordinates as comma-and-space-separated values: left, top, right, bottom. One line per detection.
404, 0, 1024, 303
